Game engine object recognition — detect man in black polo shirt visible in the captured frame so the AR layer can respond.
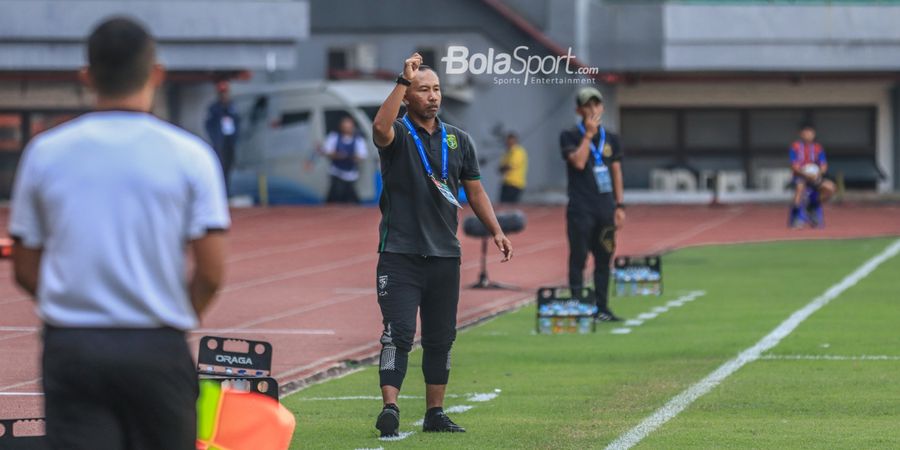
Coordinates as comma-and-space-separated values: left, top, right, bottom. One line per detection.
560, 87, 626, 322
371, 53, 513, 437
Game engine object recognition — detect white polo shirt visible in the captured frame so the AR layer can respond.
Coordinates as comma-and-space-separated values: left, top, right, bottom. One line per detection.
8, 111, 230, 330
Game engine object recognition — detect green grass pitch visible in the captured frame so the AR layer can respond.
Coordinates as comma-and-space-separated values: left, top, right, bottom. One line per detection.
283, 237, 900, 449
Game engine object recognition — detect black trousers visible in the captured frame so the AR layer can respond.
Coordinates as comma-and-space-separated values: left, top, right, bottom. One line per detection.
215, 139, 235, 196
42, 327, 198, 450
499, 184, 523, 204
376, 252, 460, 389
326, 176, 360, 204
566, 207, 617, 313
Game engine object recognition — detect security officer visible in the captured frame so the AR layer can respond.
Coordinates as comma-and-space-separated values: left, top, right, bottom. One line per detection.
370, 52, 513, 437
559, 87, 626, 321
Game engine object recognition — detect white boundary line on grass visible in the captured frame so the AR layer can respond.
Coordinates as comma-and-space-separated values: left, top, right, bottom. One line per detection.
354, 389, 501, 445
606, 238, 900, 450
760, 354, 900, 361
610, 291, 706, 335
297, 391, 497, 402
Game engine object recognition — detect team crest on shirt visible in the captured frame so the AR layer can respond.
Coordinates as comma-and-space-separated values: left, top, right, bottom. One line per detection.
602, 143, 613, 157
447, 134, 459, 150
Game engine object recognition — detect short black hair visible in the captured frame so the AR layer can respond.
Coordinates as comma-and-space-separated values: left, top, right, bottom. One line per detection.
87, 17, 156, 97
418, 64, 435, 74
799, 122, 816, 131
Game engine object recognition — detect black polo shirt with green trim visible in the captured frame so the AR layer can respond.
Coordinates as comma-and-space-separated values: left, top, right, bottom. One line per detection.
375, 117, 481, 257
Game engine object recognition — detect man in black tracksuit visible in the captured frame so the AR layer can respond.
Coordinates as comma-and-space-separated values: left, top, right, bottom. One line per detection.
560, 87, 626, 322
370, 53, 513, 437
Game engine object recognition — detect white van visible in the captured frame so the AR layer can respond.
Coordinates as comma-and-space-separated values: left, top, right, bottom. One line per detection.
229, 80, 396, 204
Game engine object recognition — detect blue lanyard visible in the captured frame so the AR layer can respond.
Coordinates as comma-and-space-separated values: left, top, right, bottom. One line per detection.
577, 122, 606, 168
402, 115, 448, 182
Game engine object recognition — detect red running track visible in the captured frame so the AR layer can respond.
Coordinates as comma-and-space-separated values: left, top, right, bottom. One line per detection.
1, 203, 899, 419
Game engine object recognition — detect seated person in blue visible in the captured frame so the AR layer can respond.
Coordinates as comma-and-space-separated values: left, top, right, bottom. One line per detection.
789, 123, 835, 227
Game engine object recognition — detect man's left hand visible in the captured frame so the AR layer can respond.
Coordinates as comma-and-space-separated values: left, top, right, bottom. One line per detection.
493, 233, 513, 262
615, 207, 626, 229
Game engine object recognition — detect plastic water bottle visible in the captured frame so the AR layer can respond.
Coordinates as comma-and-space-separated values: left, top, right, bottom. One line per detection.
578, 316, 592, 334
630, 269, 638, 296
648, 271, 661, 295
615, 270, 626, 296
539, 317, 552, 334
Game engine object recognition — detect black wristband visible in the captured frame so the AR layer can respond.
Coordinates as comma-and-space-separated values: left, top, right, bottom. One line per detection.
616, 203, 625, 209
396, 75, 411, 86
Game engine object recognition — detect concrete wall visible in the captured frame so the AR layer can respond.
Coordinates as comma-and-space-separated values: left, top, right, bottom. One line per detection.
663, 4, 900, 71
0, 0, 308, 70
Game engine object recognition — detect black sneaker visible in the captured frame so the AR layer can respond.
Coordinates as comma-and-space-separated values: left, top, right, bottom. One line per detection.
375, 404, 400, 437
422, 408, 466, 433
596, 311, 622, 322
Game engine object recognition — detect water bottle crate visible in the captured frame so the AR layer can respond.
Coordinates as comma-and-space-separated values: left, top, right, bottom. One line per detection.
535, 286, 597, 334
613, 255, 663, 297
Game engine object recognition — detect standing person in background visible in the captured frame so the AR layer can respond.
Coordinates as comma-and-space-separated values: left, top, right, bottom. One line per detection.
370, 53, 513, 438
559, 87, 626, 322
205, 80, 240, 196
498, 132, 528, 204
789, 123, 835, 228
322, 116, 368, 203
9, 17, 229, 449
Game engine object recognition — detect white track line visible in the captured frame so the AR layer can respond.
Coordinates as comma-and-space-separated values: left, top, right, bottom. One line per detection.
276, 341, 381, 381
0, 295, 32, 306
0, 331, 35, 342
221, 253, 377, 293
227, 235, 357, 263
0, 326, 336, 335
0, 377, 42, 392
0, 326, 38, 332
646, 208, 745, 254
606, 238, 900, 450
192, 328, 335, 335
760, 354, 900, 361
186, 293, 364, 344
0, 392, 43, 396
460, 238, 565, 270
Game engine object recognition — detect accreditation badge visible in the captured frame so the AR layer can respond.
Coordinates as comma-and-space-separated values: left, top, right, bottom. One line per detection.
431, 176, 462, 208
594, 165, 613, 193
220, 116, 236, 136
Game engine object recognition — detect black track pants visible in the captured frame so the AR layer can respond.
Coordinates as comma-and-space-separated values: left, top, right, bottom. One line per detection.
566, 208, 616, 312
376, 252, 460, 389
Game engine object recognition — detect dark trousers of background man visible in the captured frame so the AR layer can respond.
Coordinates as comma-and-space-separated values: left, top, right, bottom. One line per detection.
42, 327, 198, 450
499, 184, 523, 204
566, 207, 616, 313
215, 139, 235, 196
327, 176, 360, 204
